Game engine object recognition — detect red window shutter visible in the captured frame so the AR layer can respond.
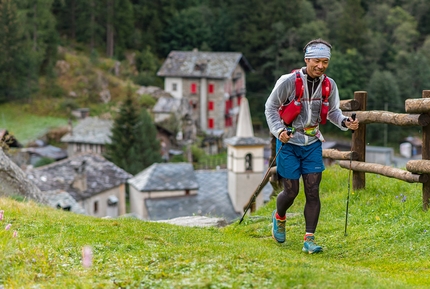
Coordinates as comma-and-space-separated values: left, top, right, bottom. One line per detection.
208, 84, 214, 94
208, 118, 214, 129
225, 116, 232, 127
191, 83, 197, 94
208, 101, 214, 111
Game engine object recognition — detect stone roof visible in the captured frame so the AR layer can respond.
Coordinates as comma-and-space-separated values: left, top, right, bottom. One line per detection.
152, 96, 191, 117
152, 97, 181, 114
26, 153, 132, 202
224, 136, 268, 146
43, 189, 86, 215
61, 117, 113, 145
145, 169, 273, 223
23, 145, 67, 160
157, 50, 253, 79
128, 162, 199, 192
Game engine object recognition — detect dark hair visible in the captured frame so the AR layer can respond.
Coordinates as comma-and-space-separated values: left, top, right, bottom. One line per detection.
303, 39, 332, 52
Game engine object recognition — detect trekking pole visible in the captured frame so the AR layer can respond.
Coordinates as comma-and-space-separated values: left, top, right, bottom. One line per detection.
344, 113, 356, 236
239, 128, 294, 224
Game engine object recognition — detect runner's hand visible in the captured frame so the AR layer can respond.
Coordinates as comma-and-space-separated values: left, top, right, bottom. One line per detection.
279, 130, 293, 143
346, 118, 359, 131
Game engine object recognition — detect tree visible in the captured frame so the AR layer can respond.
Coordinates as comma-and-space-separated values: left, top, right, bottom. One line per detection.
0, 0, 35, 101
160, 5, 213, 55
105, 87, 161, 175
133, 46, 162, 86
366, 70, 403, 146
333, 0, 368, 53
128, 108, 162, 174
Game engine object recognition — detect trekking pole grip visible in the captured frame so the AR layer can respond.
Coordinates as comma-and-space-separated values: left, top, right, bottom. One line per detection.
350, 113, 356, 134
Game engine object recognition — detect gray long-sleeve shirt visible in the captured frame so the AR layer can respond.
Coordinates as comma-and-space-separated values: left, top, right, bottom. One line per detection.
265, 68, 348, 146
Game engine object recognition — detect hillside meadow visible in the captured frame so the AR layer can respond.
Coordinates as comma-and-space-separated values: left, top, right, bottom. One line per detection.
0, 165, 429, 288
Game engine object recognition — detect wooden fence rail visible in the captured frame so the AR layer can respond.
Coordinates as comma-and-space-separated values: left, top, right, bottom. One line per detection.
330, 90, 430, 210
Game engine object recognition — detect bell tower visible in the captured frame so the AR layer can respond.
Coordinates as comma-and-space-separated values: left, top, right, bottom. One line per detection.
224, 97, 267, 213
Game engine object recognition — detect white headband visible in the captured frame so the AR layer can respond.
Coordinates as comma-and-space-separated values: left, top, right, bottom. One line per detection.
304, 43, 331, 59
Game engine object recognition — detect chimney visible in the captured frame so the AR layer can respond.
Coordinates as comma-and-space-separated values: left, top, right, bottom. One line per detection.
72, 160, 87, 193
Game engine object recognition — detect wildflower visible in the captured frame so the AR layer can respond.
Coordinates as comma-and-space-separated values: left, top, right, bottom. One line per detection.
5, 224, 11, 230
375, 216, 380, 221
82, 246, 93, 268
13, 231, 18, 238
401, 195, 407, 202
0, 210, 3, 221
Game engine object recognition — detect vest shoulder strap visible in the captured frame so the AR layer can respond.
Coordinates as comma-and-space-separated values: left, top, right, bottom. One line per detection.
294, 70, 331, 101
294, 70, 304, 100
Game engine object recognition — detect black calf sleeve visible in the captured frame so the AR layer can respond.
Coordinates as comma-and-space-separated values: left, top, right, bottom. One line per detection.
303, 173, 322, 233
276, 178, 300, 218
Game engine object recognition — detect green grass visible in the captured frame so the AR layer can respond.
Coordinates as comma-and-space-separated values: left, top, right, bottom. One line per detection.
0, 102, 69, 145
1, 166, 429, 288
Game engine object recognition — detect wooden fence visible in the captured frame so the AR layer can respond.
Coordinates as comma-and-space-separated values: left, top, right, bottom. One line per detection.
323, 90, 430, 210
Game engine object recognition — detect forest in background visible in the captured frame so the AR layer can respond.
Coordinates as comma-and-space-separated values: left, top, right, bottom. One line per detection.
1, 0, 430, 146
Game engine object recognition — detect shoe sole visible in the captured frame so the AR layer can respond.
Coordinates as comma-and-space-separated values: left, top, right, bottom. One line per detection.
302, 248, 323, 254
272, 231, 285, 243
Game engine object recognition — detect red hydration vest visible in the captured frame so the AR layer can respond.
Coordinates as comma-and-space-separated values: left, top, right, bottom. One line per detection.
278, 70, 331, 125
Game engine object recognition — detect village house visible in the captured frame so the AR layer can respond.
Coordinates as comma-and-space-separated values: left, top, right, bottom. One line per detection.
26, 153, 132, 217
157, 50, 253, 139
61, 113, 177, 160
60, 117, 113, 157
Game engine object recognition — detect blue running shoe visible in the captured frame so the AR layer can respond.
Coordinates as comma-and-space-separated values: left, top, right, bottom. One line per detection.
302, 235, 323, 254
272, 210, 286, 243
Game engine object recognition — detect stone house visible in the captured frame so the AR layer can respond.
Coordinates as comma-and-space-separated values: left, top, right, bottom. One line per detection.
60, 117, 113, 157
26, 153, 132, 217
157, 50, 253, 139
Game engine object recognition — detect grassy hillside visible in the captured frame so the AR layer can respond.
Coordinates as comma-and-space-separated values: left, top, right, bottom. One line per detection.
0, 47, 148, 146
1, 166, 429, 288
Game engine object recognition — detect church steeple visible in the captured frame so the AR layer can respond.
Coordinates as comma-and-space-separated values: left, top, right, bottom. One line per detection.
224, 97, 267, 214
236, 97, 254, 138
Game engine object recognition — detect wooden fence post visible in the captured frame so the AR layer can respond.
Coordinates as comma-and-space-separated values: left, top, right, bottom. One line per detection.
353, 91, 367, 190
422, 90, 430, 210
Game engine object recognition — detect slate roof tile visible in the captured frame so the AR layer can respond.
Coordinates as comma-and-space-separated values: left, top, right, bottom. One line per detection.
128, 163, 199, 192
26, 153, 132, 201
157, 51, 252, 79
61, 117, 113, 145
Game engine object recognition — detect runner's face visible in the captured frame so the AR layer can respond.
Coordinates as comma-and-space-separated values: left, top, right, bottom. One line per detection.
305, 58, 329, 78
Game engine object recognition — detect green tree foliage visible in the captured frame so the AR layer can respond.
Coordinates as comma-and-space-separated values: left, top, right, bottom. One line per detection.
112, 0, 134, 59
327, 49, 368, 100
366, 70, 403, 146
104, 88, 161, 175
0, 0, 36, 101
133, 46, 162, 86
333, 0, 368, 53
160, 5, 213, 55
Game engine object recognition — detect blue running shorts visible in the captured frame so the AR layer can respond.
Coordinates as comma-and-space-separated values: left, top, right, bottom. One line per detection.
276, 140, 325, 180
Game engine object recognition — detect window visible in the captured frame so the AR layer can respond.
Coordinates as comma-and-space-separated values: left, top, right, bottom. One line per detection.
225, 99, 233, 127
191, 83, 197, 94
245, 154, 253, 171
208, 101, 214, 111
208, 84, 214, 94
172, 83, 177, 91
93, 201, 99, 214
208, 118, 214, 129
